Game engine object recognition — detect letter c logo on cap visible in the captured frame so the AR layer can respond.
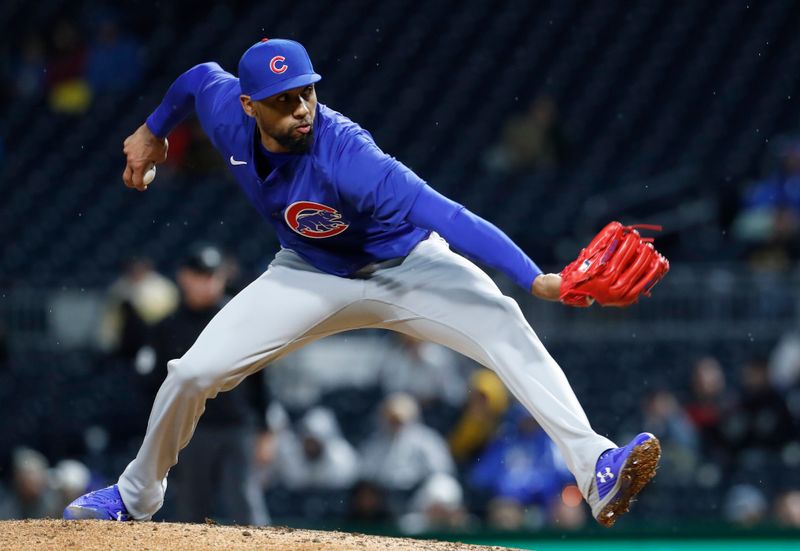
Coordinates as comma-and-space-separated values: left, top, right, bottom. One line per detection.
269, 56, 288, 74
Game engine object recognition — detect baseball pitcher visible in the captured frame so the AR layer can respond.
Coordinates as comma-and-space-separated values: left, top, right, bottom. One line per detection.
65, 39, 667, 527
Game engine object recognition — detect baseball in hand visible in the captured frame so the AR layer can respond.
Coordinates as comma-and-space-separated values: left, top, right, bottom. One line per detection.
143, 166, 157, 187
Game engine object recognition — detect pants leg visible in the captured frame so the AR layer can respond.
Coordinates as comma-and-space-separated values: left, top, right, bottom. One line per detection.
363, 235, 615, 498
118, 251, 366, 520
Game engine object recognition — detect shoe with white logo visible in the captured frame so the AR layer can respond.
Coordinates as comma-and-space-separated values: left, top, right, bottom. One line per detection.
63, 484, 132, 521
587, 432, 661, 527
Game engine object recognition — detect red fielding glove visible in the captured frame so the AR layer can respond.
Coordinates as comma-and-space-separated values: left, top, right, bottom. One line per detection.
560, 221, 670, 307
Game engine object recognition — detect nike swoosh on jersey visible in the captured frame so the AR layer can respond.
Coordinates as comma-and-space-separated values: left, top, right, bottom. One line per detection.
229, 156, 248, 166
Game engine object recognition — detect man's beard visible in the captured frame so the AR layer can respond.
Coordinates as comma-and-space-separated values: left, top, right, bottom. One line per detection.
272, 127, 314, 154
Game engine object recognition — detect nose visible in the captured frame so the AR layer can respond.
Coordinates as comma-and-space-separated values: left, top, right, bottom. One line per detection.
293, 97, 310, 119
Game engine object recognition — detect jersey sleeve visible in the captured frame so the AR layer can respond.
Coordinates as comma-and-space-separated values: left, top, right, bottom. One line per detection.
145, 62, 236, 139
407, 184, 543, 291
332, 131, 426, 226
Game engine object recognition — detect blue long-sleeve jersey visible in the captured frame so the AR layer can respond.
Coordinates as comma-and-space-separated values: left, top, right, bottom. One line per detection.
146, 62, 542, 291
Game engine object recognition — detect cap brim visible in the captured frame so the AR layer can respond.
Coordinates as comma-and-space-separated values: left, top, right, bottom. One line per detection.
249, 73, 322, 100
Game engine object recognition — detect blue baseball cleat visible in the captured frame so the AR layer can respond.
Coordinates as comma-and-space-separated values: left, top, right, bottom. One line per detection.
63, 484, 132, 521
588, 432, 661, 527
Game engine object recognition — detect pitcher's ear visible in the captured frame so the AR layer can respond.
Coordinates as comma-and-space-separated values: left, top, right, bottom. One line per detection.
240, 95, 255, 118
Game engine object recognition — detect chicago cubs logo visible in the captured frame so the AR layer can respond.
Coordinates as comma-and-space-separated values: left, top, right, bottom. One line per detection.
269, 55, 288, 74
284, 201, 349, 239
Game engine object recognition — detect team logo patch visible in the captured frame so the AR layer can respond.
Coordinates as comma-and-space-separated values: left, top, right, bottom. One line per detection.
284, 201, 350, 239
269, 55, 288, 74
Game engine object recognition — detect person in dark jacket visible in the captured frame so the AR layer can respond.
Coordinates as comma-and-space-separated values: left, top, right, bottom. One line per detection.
135, 244, 271, 525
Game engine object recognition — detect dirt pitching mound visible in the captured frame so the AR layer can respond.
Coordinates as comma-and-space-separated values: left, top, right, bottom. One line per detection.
0, 519, 515, 551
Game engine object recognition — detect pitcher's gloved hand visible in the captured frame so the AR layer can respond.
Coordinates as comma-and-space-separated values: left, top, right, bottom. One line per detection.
559, 221, 669, 307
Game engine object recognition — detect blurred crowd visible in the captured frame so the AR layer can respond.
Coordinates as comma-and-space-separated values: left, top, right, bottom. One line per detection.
1, 12, 224, 178
483, 95, 572, 177
3, 0, 800, 537
731, 138, 800, 272
4, 14, 142, 114
642, 354, 800, 527
2, 242, 800, 532
0, 242, 588, 531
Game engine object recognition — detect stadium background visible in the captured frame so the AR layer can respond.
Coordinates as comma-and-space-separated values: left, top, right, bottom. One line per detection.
2, 0, 800, 549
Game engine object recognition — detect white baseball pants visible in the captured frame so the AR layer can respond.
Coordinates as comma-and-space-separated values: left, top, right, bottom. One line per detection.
118, 234, 615, 519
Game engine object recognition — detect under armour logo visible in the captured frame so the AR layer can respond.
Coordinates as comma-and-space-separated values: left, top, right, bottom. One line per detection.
596, 467, 615, 484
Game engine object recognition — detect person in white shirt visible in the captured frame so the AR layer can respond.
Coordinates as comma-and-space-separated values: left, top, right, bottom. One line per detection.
272, 407, 359, 490
359, 393, 454, 491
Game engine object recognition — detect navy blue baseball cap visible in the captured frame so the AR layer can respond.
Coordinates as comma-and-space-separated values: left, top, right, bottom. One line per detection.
239, 38, 321, 100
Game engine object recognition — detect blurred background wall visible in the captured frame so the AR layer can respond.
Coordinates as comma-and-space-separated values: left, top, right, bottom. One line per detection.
1, 0, 800, 546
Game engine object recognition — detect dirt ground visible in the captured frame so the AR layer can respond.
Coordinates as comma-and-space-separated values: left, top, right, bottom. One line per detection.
0, 519, 516, 551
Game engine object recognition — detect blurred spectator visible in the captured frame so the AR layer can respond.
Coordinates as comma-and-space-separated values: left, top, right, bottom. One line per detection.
271, 407, 359, 490
641, 389, 699, 481
148, 118, 226, 175
253, 401, 290, 489
774, 489, 800, 527
359, 393, 455, 491
448, 370, 509, 464
397, 473, 471, 534
163, 122, 192, 169
721, 357, 796, 452
183, 120, 227, 174
50, 459, 91, 512
9, 33, 46, 99
723, 484, 768, 527
45, 19, 92, 114
770, 332, 800, 425
485, 497, 526, 531
0, 448, 59, 519
348, 480, 391, 524
484, 96, 570, 175
135, 245, 270, 525
684, 357, 734, 459
86, 15, 142, 94
733, 140, 800, 270
769, 331, 800, 392
221, 250, 248, 297
550, 485, 587, 530
468, 404, 572, 511
378, 334, 468, 410
97, 257, 178, 358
